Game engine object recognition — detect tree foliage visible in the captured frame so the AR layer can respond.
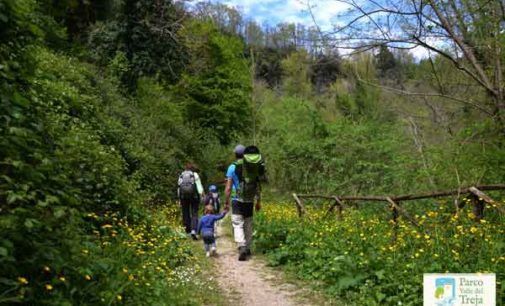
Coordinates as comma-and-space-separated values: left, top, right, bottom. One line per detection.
175, 21, 252, 145
88, 0, 188, 87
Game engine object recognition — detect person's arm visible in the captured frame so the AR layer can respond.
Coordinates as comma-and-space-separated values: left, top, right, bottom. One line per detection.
255, 182, 261, 212
224, 164, 234, 211
197, 218, 202, 235
177, 175, 182, 204
224, 179, 232, 211
194, 172, 204, 199
215, 211, 227, 221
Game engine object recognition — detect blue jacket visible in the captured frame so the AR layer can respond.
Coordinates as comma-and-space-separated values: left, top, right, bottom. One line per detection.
197, 212, 226, 236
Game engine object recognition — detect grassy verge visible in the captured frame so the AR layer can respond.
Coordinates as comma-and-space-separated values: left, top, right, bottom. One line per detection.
186, 238, 229, 306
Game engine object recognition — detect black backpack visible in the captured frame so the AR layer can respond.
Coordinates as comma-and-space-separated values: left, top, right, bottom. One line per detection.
179, 170, 197, 199
234, 146, 266, 202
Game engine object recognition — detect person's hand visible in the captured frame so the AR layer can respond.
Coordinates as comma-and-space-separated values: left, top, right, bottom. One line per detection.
255, 201, 261, 212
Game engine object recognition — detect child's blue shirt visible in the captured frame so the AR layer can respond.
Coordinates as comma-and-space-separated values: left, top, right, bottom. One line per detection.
197, 213, 226, 236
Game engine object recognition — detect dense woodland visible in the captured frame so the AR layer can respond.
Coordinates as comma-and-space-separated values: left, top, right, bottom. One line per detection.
1, 0, 504, 305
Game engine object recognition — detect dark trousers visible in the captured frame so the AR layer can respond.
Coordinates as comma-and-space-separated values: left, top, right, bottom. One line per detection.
202, 233, 216, 251
181, 198, 199, 233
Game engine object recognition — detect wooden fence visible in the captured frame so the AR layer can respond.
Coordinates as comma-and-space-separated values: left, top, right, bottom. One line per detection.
292, 184, 505, 239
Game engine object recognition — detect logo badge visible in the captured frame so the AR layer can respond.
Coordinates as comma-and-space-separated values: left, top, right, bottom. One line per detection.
424, 273, 495, 306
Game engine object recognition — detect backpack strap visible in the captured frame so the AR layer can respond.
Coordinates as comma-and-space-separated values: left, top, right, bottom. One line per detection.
233, 160, 244, 182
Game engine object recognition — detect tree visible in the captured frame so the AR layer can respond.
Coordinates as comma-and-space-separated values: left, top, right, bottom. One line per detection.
281, 50, 312, 98
175, 21, 252, 145
39, 0, 117, 40
311, 52, 342, 94
376, 45, 397, 79
88, 0, 188, 87
193, 2, 244, 36
245, 20, 264, 47
332, 0, 505, 131
255, 46, 294, 88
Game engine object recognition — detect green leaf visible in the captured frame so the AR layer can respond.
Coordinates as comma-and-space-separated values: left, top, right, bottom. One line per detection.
375, 269, 385, 280
24, 219, 34, 229
53, 208, 66, 218
7, 193, 24, 204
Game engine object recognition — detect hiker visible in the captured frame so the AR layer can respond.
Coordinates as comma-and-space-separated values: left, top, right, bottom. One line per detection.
224, 144, 266, 261
178, 163, 204, 240
205, 184, 221, 236
204, 184, 221, 214
198, 205, 228, 257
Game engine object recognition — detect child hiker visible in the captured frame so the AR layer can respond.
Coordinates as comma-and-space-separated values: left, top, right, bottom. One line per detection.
205, 184, 221, 235
204, 185, 220, 213
197, 205, 227, 257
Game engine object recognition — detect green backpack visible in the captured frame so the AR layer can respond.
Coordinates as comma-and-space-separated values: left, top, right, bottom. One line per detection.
234, 146, 266, 202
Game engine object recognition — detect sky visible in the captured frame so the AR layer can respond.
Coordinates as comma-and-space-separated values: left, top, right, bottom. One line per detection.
209, 0, 350, 30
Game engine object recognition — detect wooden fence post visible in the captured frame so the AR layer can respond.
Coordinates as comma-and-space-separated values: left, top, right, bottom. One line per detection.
293, 193, 305, 218
391, 200, 399, 242
325, 196, 344, 220
335, 197, 343, 220
468, 186, 505, 220
386, 197, 422, 229
469, 193, 484, 220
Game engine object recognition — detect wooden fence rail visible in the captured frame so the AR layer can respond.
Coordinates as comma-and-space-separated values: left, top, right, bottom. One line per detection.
293, 184, 505, 240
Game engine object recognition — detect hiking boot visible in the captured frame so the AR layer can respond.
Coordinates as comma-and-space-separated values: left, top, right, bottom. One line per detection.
245, 248, 252, 257
190, 230, 198, 240
238, 246, 247, 261
211, 246, 217, 256
206, 251, 210, 257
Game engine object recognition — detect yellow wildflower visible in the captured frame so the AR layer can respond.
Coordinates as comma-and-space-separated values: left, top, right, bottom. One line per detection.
17, 277, 28, 285
45, 284, 53, 291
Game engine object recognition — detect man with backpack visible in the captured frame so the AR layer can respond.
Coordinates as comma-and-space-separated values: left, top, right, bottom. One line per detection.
224, 144, 266, 261
178, 163, 204, 240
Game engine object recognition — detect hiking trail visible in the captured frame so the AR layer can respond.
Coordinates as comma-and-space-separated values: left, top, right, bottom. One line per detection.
210, 218, 314, 306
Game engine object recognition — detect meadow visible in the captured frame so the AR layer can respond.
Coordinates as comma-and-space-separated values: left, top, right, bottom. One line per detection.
255, 200, 505, 305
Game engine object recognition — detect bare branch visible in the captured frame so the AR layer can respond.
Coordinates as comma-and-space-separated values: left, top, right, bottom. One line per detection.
426, 0, 496, 96
355, 77, 494, 116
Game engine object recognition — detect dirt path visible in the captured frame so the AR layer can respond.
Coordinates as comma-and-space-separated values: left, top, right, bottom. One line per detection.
211, 218, 311, 306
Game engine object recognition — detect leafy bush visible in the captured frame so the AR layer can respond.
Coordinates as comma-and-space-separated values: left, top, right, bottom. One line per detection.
0, 7, 222, 302
257, 95, 421, 195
